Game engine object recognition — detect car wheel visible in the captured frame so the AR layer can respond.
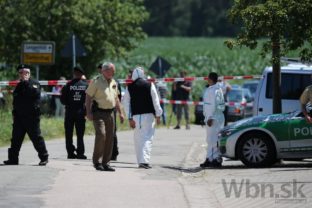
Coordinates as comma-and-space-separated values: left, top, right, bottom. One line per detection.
237, 133, 276, 167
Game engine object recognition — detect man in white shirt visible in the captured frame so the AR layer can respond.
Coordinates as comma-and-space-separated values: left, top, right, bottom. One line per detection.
123, 67, 163, 169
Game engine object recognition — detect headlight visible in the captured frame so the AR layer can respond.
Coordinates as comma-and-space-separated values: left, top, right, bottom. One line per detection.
219, 128, 236, 137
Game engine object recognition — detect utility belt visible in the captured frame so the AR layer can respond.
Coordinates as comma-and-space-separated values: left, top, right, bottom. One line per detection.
92, 100, 115, 113
96, 108, 115, 113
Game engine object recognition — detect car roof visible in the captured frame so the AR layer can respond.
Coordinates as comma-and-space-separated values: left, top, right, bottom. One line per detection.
263, 63, 312, 74
242, 80, 259, 85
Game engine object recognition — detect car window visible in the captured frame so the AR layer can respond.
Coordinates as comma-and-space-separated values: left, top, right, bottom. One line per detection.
227, 89, 243, 102
242, 83, 258, 94
266, 73, 311, 100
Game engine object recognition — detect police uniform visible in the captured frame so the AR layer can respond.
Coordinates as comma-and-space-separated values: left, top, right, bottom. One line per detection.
61, 70, 88, 159
4, 65, 49, 165
86, 75, 118, 167
300, 85, 312, 106
111, 79, 122, 160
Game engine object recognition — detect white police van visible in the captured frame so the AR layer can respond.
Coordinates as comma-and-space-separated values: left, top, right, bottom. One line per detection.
253, 60, 312, 116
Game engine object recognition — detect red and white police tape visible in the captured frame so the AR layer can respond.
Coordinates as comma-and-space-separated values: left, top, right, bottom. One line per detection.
159, 99, 253, 107
0, 89, 252, 107
0, 75, 262, 86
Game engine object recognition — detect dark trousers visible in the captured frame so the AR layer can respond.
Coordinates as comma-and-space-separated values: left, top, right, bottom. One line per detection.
112, 110, 119, 158
160, 102, 166, 125
9, 115, 48, 161
65, 111, 86, 155
92, 111, 115, 165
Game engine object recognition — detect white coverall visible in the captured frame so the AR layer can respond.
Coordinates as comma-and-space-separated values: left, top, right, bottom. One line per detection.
203, 84, 225, 161
122, 68, 163, 164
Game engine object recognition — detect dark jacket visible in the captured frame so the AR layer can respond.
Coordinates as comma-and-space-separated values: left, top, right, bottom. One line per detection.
13, 79, 41, 117
60, 78, 88, 113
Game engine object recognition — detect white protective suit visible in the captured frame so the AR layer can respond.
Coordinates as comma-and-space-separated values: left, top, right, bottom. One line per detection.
203, 83, 225, 161
122, 67, 163, 164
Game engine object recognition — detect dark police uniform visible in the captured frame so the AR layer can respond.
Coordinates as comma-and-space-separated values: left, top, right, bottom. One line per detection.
111, 79, 121, 160
4, 77, 49, 165
61, 78, 88, 158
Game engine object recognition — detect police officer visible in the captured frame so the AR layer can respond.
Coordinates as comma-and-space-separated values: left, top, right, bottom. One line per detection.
97, 64, 121, 161
61, 66, 88, 159
3, 64, 49, 166
300, 85, 312, 123
85, 62, 124, 171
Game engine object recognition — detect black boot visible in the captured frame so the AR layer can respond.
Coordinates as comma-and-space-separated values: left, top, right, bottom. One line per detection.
211, 158, 223, 168
3, 148, 19, 165
200, 158, 211, 168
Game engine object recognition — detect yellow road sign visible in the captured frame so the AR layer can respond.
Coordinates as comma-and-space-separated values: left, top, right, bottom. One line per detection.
21, 41, 55, 65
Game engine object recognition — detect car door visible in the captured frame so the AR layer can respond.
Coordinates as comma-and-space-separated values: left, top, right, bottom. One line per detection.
288, 113, 312, 151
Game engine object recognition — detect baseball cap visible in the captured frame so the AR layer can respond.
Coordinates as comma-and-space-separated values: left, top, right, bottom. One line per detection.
73, 66, 85, 74
16, 64, 30, 72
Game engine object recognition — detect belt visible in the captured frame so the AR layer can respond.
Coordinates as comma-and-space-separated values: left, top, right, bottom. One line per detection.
96, 108, 115, 113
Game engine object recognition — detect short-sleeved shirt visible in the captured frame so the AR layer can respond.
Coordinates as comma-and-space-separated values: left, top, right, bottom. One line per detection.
175, 81, 192, 100
86, 75, 118, 109
300, 85, 312, 105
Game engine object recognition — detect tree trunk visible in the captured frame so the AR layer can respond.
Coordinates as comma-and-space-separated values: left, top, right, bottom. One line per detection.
272, 35, 282, 114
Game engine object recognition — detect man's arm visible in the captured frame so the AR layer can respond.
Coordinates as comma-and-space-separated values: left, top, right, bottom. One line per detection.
181, 82, 192, 92
150, 83, 163, 125
115, 97, 124, 123
85, 94, 93, 121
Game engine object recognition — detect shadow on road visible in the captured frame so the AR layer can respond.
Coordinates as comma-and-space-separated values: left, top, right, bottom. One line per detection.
160, 161, 312, 173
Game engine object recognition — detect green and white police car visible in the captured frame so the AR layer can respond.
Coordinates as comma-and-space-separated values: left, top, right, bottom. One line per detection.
219, 111, 312, 167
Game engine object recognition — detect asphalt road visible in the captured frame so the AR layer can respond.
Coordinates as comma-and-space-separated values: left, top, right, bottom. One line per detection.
1, 124, 312, 208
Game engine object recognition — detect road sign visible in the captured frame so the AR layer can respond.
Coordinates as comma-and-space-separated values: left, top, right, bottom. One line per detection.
21, 41, 55, 65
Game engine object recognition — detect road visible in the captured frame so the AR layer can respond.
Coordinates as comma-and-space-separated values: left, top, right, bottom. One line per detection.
0, 125, 312, 208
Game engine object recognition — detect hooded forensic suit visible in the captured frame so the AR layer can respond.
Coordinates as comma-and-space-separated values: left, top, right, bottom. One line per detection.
122, 68, 163, 165
203, 83, 225, 161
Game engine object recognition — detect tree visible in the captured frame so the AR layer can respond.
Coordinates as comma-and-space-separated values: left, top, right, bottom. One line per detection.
0, 0, 148, 78
226, 0, 312, 113
188, 0, 238, 37
143, 0, 193, 36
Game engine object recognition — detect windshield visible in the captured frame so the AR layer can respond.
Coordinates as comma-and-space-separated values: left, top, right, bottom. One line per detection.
227, 89, 242, 102
243, 83, 257, 93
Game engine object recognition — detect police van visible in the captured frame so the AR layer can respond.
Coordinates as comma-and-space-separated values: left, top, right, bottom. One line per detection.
253, 61, 312, 116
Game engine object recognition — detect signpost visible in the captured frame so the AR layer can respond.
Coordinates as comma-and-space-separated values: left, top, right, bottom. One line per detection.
21, 41, 55, 79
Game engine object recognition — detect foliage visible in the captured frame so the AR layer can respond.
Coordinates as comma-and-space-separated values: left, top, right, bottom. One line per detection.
226, 0, 312, 60
0, 0, 148, 79
110, 37, 272, 100
226, 0, 312, 113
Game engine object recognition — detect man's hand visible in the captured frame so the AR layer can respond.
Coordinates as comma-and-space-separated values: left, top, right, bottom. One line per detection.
156, 117, 161, 125
305, 114, 312, 123
129, 119, 136, 129
119, 114, 125, 124
207, 119, 213, 127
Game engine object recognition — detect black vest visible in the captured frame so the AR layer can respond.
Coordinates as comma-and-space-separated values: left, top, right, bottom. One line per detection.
61, 79, 88, 112
128, 78, 155, 116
